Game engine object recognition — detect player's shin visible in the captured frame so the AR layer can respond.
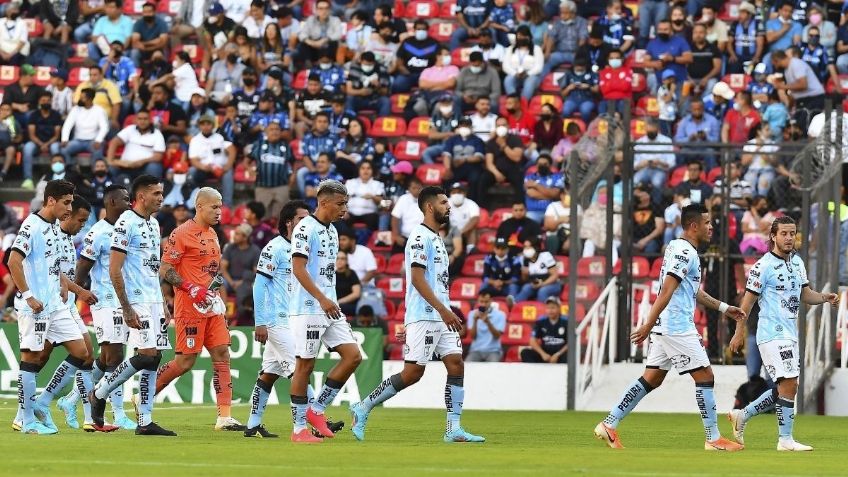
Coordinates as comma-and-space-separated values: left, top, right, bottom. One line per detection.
695, 381, 721, 442
19, 362, 40, 425
312, 378, 344, 414
77, 365, 93, 423
743, 388, 777, 422
247, 379, 273, 428
362, 374, 405, 412
775, 397, 796, 440
110, 383, 128, 420
604, 377, 654, 429
62, 371, 81, 404
36, 355, 85, 406
212, 362, 233, 417
445, 375, 464, 433
137, 368, 158, 427
95, 355, 149, 399
92, 357, 107, 385
291, 395, 309, 433
155, 360, 185, 395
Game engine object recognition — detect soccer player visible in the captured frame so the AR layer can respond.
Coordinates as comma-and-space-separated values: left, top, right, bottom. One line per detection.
154, 187, 246, 431
60, 185, 136, 430
594, 204, 746, 451
289, 180, 361, 443
728, 216, 838, 451
350, 186, 486, 443
89, 175, 176, 436
7, 180, 91, 435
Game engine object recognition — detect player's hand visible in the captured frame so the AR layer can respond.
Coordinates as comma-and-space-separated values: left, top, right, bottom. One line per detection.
26, 296, 44, 314
180, 281, 215, 307
255, 325, 268, 344
395, 325, 406, 343
78, 288, 98, 305
824, 292, 840, 307
124, 306, 141, 329
163, 302, 172, 323
319, 296, 342, 319
724, 306, 746, 322
630, 324, 652, 345
440, 307, 463, 332
729, 333, 745, 354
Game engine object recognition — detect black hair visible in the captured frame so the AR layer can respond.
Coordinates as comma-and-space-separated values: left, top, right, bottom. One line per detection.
143, 2, 155, 9
104, 184, 128, 202
44, 179, 75, 204
80, 88, 96, 102
278, 199, 310, 230
71, 194, 92, 214
413, 19, 429, 29
358, 305, 374, 317
351, 9, 368, 22
246, 200, 266, 219
38, 90, 53, 101
417, 186, 445, 212
376, 4, 393, 17
177, 51, 191, 64
681, 203, 708, 229
314, 111, 329, 121
361, 51, 376, 63
131, 174, 162, 199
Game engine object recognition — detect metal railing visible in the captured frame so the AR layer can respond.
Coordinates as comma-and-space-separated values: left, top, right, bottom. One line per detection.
574, 277, 618, 410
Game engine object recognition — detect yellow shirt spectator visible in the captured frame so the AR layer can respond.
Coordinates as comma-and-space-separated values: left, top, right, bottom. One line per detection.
73, 69, 123, 122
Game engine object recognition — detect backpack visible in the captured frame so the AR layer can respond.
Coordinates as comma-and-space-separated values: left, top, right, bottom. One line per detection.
27, 39, 69, 71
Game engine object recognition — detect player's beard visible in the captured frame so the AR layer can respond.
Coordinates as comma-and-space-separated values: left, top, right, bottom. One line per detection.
435, 210, 449, 225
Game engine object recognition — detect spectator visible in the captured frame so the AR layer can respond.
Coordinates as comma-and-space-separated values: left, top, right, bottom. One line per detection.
335, 250, 362, 317
503, 25, 544, 101
100, 41, 136, 116
800, 26, 839, 87
372, 4, 407, 43
514, 236, 561, 302
74, 0, 107, 44
206, 48, 246, 105
245, 90, 287, 140
186, 89, 219, 140
61, 88, 108, 166
631, 183, 664, 254
327, 94, 357, 137
470, 96, 497, 142
577, 23, 613, 72
741, 122, 779, 196
765, 1, 801, 58
762, 89, 789, 141
703, 80, 735, 122
105, 109, 166, 186
524, 154, 562, 223
243, 0, 273, 40
46, 68, 73, 117
188, 115, 237, 206
202, 3, 237, 69
89, 0, 134, 61
353, 305, 390, 358
711, 161, 753, 211
503, 94, 535, 145
662, 191, 687, 245
0, 2, 29, 65
409, 45, 459, 117
368, 21, 399, 72
455, 51, 501, 116
803, 4, 836, 56
382, 160, 413, 217
560, 57, 599, 123
479, 116, 526, 204
633, 118, 675, 197
21, 92, 62, 189
5, 64, 42, 123
439, 218, 466, 277
0, 200, 21, 251
520, 0, 547, 46
497, 199, 542, 252
309, 49, 346, 93
675, 160, 713, 205
656, 69, 678, 137
442, 117, 486, 194
345, 161, 384, 231
221, 223, 261, 315
303, 153, 343, 209
390, 176, 424, 250
422, 94, 460, 164
295, 0, 343, 63
521, 296, 568, 363
687, 23, 723, 99
242, 201, 273, 250
644, 19, 693, 88
345, 51, 391, 117
674, 98, 720, 145
481, 237, 521, 298
233, 26, 258, 68
637, 0, 668, 48
294, 74, 328, 138
129, 2, 169, 66
297, 112, 339, 193
471, 29, 506, 66
740, 196, 776, 255
449, 0, 493, 51
722, 90, 761, 144
341, 10, 373, 61
83, 159, 116, 217
544, 187, 581, 254
73, 65, 122, 130
486, 0, 515, 46
466, 291, 507, 362
669, 5, 692, 41
30, 155, 85, 212
727, 2, 764, 74
447, 182, 480, 249
541, 1, 588, 79
596, 0, 634, 54
598, 48, 632, 115
148, 84, 189, 138
698, 4, 728, 52
0, 102, 22, 184
392, 20, 439, 93
836, 18, 848, 73
250, 120, 294, 220
338, 227, 378, 285
551, 122, 581, 168
160, 51, 201, 107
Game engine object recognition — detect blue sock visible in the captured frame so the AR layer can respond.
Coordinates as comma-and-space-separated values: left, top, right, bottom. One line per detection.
247, 379, 272, 429
743, 388, 777, 422
291, 395, 308, 433
776, 397, 795, 439
64, 371, 82, 403
77, 368, 93, 423
110, 385, 127, 419
18, 364, 38, 425
696, 382, 720, 442
137, 369, 157, 427
363, 374, 405, 412
312, 378, 343, 413
95, 358, 140, 399
445, 375, 464, 433
306, 384, 315, 404
604, 377, 653, 429
36, 356, 82, 407
92, 358, 106, 386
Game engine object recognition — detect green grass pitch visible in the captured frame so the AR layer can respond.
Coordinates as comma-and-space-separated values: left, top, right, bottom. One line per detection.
1, 402, 845, 477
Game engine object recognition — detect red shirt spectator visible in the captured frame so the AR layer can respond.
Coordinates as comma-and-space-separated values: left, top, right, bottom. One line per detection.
722, 91, 760, 144
599, 63, 633, 100
504, 95, 536, 145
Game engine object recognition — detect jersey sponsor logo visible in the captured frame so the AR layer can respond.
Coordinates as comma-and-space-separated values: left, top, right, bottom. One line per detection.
780, 296, 800, 315
319, 263, 335, 278
670, 354, 692, 368
779, 349, 793, 360
143, 254, 160, 273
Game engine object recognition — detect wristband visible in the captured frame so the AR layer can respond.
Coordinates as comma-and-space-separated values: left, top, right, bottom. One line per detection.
718, 302, 729, 314
21, 290, 33, 300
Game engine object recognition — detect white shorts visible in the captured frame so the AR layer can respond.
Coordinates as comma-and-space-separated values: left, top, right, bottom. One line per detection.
127, 303, 171, 351
760, 339, 800, 382
92, 306, 128, 345
70, 304, 88, 336
18, 307, 84, 351
261, 325, 296, 377
291, 313, 355, 359
645, 332, 710, 375
403, 320, 462, 366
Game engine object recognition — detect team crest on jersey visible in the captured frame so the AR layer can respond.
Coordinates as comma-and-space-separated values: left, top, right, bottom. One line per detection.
186, 338, 195, 348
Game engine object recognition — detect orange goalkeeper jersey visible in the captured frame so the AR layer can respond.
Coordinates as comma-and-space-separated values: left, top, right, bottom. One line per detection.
162, 219, 221, 319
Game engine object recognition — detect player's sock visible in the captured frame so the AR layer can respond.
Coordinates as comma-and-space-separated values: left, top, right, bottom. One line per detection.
312, 378, 344, 414
137, 369, 157, 427
36, 356, 84, 406
213, 362, 233, 417
363, 374, 406, 412
695, 381, 720, 442
19, 362, 39, 424
77, 365, 93, 423
155, 360, 184, 395
95, 356, 145, 400
92, 358, 107, 385
247, 379, 273, 428
110, 384, 127, 420
291, 395, 308, 433
306, 384, 315, 404
743, 388, 778, 422
603, 377, 654, 429
63, 371, 82, 404
775, 396, 796, 440
445, 375, 464, 433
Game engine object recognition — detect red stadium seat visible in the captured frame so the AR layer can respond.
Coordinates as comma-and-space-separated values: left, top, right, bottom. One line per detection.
636, 95, 659, 117
562, 302, 587, 320
477, 208, 490, 228
718, 1, 740, 21
508, 301, 545, 323
357, 115, 372, 133
503, 345, 523, 362
439, 0, 458, 17
6, 201, 29, 221
461, 254, 486, 277
122, 114, 136, 128
629, 49, 648, 69
370, 116, 407, 138
721, 73, 751, 93
377, 277, 406, 299
123, 0, 145, 14
630, 118, 647, 140
387, 320, 406, 343
487, 207, 513, 230
158, 0, 183, 15
826, 74, 848, 94
67, 67, 90, 87
451, 48, 474, 67
428, 22, 457, 43
69, 44, 90, 65
229, 204, 247, 225
450, 278, 482, 300
0, 66, 19, 86
219, 206, 232, 225
415, 164, 446, 185
554, 255, 570, 277
563, 279, 601, 302
449, 299, 472, 319
577, 256, 607, 278
385, 253, 405, 276
23, 19, 43, 37
233, 162, 256, 183
631, 72, 647, 94
172, 44, 204, 64
394, 140, 427, 161
389, 93, 410, 114
32, 66, 52, 87
528, 94, 563, 117
562, 118, 586, 134
383, 299, 396, 320
501, 323, 532, 346
649, 257, 664, 279
389, 345, 404, 359
632, 256, 650, 279
406, 117, 431, 139
404, 0, 438, 18
293, 70, 309, 90
540, 72, 566, 93
367, 230, 393, 253
476, 230, 496, 253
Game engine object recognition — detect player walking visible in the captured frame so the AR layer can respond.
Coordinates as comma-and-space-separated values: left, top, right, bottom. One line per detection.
89, 175, 176, 436
288, 180, 361, 443
594, 204, 746, 451
728, 216, 838, 451
350, 186, 485, 443
154, 188, 245, 431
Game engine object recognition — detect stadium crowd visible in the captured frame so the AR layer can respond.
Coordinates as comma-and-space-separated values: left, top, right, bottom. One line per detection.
0, 0, 847, 363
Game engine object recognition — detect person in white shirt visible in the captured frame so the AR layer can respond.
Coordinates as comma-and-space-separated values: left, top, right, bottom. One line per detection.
0, 2, 29, 64
633, 118, 676, 196
339, 227, 378, 286
188, 115, 236, 206
345, 161, 385, 231
221, 0, 252, 24
60, 88, 109, 165
470, 96, 497, 142
241, 0, 273, 39
390, 176, 424, 251
543, 187, 582, 254
105, 109, 166, 185
149, 51, 200, 106
46, 69, 74, 117
471, 31, 506, 66
447, 182, 480, 250
502, 26, 544, 100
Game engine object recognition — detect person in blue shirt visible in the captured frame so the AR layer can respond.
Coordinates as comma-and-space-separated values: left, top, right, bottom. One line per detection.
762, 89, 789, 141
466, 291, 507, 362
835, 21, 848, 73
481, 237, 522, 298
99, 42, 136, 118
249, 92, 291, 141
729, 215, 839, 451
643, 19, 693, 90
524, 154, 562, 223
303, 153, 344, 209
747, 63, 775, 110
673, 98, 720, 169
800, 26, 838, 84
560, 57, 599, 122
442, 117, 486, 195
764, 1, 802, 69
89, 0, 134, 61
596, 0, 634, 54
488, 0, 515, 47
449, 0, 493, 51
309, 50, 346, 93
296, 112, 340, 194
727, 2, 765, 74
128, 2, 169, 67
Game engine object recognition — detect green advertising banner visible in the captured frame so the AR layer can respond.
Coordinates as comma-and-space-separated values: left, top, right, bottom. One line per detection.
0, 324, 383, 406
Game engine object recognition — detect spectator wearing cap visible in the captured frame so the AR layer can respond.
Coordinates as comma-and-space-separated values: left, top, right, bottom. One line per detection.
341, 10, 373, 62
393, 20, 439, 93
294, 74, 329, 138
422, 94, 460, 164
515, 236, 561, 302
598, 48, 632, 115
577, 23, 613, 73
309, 48, 346, 93
295, 0, 343, 64
644, 18, 692, 91
455, 50, 501, 116
390, 176, 424, 251
478, 116, 526, 205
243, 0, 273, 39
481, 236, 521, 298
221, 223, 261, 314
189, 115, 237, 206
747, 63, 774, 110
441, 117, 486, 199
5, 64, 43, 123
303, 153, 344, 208
633, 118, 675, 200
686, 23, 723, 99
471, 29, 506, 66
129, 2, 169, 66
336, 119, 376, 179
346, 51, 391, 117
89, 0, 134, 61
470, 96, 497, 142
202, 3, 237, 68
449, 0, 493, 50
560, 56, 599, 123
296, 111, 339, 193
722, 90, 761, 144
0, 2, 29, 65
338, 225, 379, 285
521, 297, 568, 363
800, 25, 839, 86
466, 291, 507, 362
368, 21, 400, 72
249, 120, 294, 219
703, 80, 735, 121
185, 89, 218, 140
541, 1, 588, 79
327, 94, 356, 136
656, 69, 678, 137
206, 45, 247, 105
411, 45, 460, 117
105, 108, 166, 185
524, 154, 562, 224
249, 91, 291, 142
727, 1, 764, 75
503, 25, 544, 102
61, 88, 108, 166
21, 91, 62, 189
46, 68, 73, 117
448, 181, 481, 248
765, 2, 802, 59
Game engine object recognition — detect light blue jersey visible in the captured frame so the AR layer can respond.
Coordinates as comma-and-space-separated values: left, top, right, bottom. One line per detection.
746, 251, 808, 345
11, 214, 65, 315
653, 238, 701, 335
254, 235, 291, 327
289, 215, 338, 316
404, 223, 450, 325
110, 210, 163, 305
58, 228, 77, 306
80, 219, 119, 310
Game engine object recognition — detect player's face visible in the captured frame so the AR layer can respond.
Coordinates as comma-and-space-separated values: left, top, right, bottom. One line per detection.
697, 213, 713, 243
197, 197, 223, 225
64, 209, 90, 235
323, 193, 349, 220
431, 194, 450, 225
288, 207, 309, 234
51, 194, 74, 221
110, 189, 131, 214
772, 223, 796, 254
139, 184, 164, 214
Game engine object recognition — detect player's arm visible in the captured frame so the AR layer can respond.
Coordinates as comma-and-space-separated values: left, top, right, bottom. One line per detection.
75, 256, 95, 288
61, 272, 96, 305
109, 248, 140, 328
252, 271, 272, 344
696, 288, 745, 320
410, 265, 462, 331
730, 291, 758, 353
800, 286, 840, 306
161, 233, 214, 306
631, 274, 679, 344
6, 249, 43, 313
292, 255, 341, 318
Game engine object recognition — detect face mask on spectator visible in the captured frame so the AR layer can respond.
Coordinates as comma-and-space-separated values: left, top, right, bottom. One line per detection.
51, 162, 65, 174
414, 30, 427, 41
172, 60, 180, 69
450, 193, 465, 206
457, 127, 471, 137
646, 130, 658, 140
808, 35, 820, 45
320, 62, 331, 70
441, 55, 452, 66
439, 104, 453, 115
672, 19, 684, 26
227, 53, 238, 64
523, 247, 535, 259
173, 173, 187, 185
610, 13, 620, 21
361, 63, 374, 73
733, 102, 741, 111
381, 33, 393, 41
495, 125, 508, 137
94, 170, 107, 178
540, 113, 552, 121
573, 68, 585, 76
470, 65, 482, 74
40, 103, 50, 111
657, 32, 670, 41
809, 13, 822, 26
701, 13, 713, 23
144, 14, 155, 23
202, 130, 213, 138
609, 58, 622, 68
243, 77, 255, 86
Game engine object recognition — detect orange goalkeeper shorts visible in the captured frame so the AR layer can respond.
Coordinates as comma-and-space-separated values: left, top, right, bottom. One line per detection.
175, 312, 230, 354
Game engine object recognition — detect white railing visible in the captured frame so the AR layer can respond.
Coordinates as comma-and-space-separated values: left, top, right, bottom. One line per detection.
574, 277, 618, 409
838, 289, 848, 368
630, 282, 654, 359
803, 284, 834, 405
